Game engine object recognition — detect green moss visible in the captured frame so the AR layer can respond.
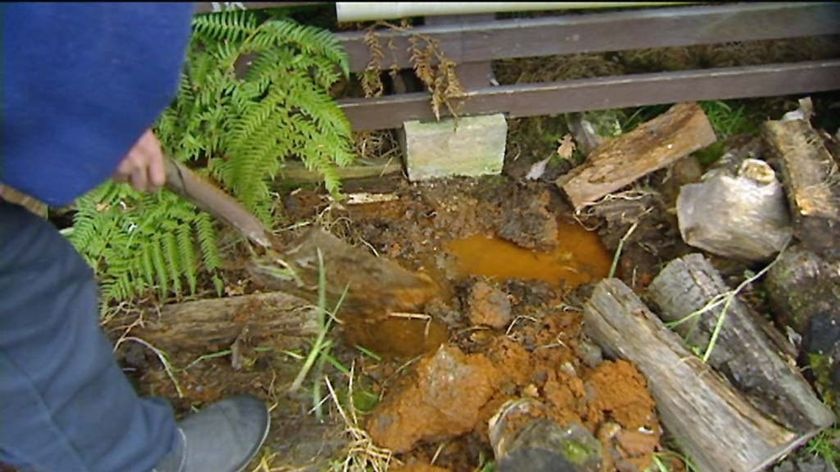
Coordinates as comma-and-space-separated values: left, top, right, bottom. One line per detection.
561, 439, 597, 464
809, 353, 838, 414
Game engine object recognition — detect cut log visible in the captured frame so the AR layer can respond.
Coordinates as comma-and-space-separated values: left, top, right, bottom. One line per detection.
584, 278, 814, 472
556, 102, 716, 210
132, 291, 320, 352
647, 254, 835, 433
676, 157, 792, 261
765, 245, 840, 335
765, 245, 840, 414
763, 119, 840, 261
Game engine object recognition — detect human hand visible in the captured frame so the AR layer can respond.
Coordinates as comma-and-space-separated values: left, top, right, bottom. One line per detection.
113, 129, 166, 192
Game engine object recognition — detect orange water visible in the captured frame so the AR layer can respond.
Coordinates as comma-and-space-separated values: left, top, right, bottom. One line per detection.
343, 219, 611, 359
343, 317, 449, 360
445, 220, 612, 290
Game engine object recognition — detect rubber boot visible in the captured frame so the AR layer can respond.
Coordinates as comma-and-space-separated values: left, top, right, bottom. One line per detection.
153, 395, 270, 472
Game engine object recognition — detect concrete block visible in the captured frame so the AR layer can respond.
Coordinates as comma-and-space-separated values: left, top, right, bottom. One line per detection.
403, 114, 507, 181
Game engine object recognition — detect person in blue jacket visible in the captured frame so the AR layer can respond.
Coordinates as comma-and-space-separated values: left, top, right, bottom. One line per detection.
1, 4, 270, 471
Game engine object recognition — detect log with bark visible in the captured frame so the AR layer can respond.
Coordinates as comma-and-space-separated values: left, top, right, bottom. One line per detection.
765, 245, 840, 413
584, 279, 820, 472
556, 102, 716, 210
765, 245, 840, 336
763, 119, 840, 261
646, 254, 835, 433
132, 291, 320, 352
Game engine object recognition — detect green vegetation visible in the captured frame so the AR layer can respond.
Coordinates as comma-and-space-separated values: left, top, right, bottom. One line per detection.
69, 10, 354, 306
806, 427, 840, 466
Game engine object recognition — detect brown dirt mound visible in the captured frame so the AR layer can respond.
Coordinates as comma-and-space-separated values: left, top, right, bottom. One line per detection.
367, 308, 662, 470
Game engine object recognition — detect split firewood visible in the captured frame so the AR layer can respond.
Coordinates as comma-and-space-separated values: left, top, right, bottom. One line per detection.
647, 254, 835, 433
556, 102, 716, 211
763, 118, 840, 261
584, 278, 820, 472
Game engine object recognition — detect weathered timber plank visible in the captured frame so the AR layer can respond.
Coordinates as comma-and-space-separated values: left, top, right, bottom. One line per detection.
647, 254, 836, 433
339, 60, 840, 131
763, 119, 840, 261
424, 15, 496, 91
583, 279, 806, 472
132, 291, 319, 352
557, 102, 716, 210
335, 3, 840, 73
193, 4, 840, 73
278, 160, 403, 184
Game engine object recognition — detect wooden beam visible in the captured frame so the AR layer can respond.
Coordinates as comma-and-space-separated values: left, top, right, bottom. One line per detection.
339, 60, 840, 131
424, 15, 496, 91
336, 3, 840, 73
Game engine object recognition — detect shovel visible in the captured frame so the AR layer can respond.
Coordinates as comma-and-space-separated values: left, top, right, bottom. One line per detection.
163, 156, 438, 314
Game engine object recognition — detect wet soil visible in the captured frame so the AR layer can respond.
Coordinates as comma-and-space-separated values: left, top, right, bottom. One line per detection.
120, 172, 671, 471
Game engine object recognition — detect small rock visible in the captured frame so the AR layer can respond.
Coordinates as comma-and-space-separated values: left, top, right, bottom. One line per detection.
577, 338, 603, 368
500, 422, 601, 472
468, 281, 513, 329
496, 186, 559, 252
489, 399, 602, 472
367, 345, 501, 453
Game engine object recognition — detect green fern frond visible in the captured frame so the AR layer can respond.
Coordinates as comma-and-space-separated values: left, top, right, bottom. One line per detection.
193, 10, 259, 43
257, 19, 349, 77
195, 212, 221, 272
71, 10, 356, 307
177, 226, 198, 294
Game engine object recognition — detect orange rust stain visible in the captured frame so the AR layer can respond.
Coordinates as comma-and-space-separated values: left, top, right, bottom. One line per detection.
343, 316, 449, 360
446, 219, 611, 289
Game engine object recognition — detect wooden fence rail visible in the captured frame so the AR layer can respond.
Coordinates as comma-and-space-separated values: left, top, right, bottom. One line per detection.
194, 2, 840, 131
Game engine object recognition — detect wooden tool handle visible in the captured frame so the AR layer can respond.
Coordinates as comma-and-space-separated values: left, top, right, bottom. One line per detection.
164, 156, 272, 248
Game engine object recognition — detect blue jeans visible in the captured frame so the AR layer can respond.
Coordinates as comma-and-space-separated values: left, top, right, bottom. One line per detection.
0, 202, 177, 471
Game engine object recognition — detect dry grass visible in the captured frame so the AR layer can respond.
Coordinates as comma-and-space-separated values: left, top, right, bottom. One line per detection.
325, 368, 395, 472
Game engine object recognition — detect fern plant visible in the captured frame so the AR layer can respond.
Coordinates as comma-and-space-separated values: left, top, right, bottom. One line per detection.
69, 10, 354, 306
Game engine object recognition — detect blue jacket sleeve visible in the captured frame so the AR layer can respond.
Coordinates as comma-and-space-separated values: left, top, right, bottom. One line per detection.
1, 3, 194, 207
